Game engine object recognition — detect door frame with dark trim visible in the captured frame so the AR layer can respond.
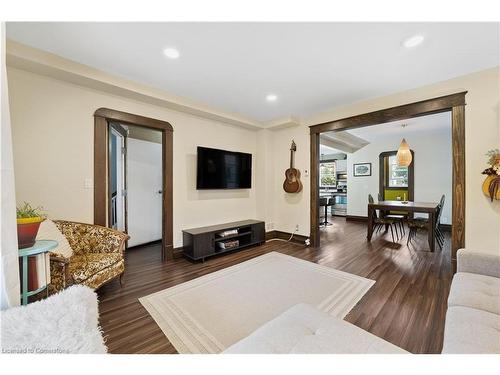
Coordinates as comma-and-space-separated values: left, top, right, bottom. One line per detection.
309, 92, 466, 271
94, 108, 174, 261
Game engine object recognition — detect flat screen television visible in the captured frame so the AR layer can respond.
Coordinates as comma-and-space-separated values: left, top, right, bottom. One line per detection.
196, 146, 252, 189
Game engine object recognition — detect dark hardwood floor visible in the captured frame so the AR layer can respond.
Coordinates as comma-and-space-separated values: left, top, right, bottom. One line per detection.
98, 217, 452, 354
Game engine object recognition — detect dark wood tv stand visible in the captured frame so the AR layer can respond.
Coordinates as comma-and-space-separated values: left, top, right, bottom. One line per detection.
182, 220, 265, 261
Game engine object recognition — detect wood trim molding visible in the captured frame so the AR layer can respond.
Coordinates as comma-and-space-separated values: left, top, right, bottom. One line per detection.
95, 108, 174, 132
451, 105, 466, 272
309, 92, 467, 271
94, 108, 174, 261
310, 133, 320, 247
94, 116, 108, 225
346, 215, 368, 222
309, 92, 467, 134
173, 246, 184, 259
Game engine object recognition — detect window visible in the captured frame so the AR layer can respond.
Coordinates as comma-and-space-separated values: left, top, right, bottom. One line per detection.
387, 155, 408, 187
320, 162, 336, 187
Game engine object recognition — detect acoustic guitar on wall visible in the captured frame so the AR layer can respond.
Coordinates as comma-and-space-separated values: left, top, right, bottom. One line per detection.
283, 140, 303, 193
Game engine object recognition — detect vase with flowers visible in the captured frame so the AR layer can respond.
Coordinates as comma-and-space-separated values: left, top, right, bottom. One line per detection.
482, 149, 500, 201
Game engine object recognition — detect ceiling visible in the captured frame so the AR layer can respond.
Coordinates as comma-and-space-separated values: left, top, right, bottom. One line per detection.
6, 22, 500, 124
320, 144, 343, 155
321, 111, 451, 154
346, 111, 451, 142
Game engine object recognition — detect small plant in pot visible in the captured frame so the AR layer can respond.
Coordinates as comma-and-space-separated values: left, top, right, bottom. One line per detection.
16, 202, 46, 249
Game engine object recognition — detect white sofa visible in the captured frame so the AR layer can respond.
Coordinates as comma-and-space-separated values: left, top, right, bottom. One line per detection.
442, 249, 500, 353
0, 285, 106, 354
224, 303, 407, 354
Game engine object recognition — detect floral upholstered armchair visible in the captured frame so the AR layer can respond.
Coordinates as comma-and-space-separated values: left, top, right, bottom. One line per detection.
49, 220, 129, 293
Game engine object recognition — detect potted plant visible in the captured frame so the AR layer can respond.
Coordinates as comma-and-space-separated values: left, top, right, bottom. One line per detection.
16, 202, 46, 249
482, 149, 500, 201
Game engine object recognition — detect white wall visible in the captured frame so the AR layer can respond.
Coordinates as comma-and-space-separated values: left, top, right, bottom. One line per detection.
347, 129, 453, 224
7, 60, 500, 254
271, 67, 500, 254
270, 125, 311, 235
8, 67, 260, 248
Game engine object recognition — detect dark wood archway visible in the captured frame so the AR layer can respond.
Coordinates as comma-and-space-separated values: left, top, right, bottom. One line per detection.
309, 92, 466, 271
94, 108, 174, 261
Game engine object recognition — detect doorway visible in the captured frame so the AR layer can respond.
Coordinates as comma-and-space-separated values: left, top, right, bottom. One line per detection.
109, 123, 163, 247
310, 92, 466, 270
94, 108, 173, 261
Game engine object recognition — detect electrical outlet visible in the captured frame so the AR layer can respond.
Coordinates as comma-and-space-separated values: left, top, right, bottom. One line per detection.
267, 222, 274, 231
295, 224, 299, 232
84, 178, 93, 189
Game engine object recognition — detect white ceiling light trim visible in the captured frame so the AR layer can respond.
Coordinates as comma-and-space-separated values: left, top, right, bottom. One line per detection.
266, 94, 278, 102
403, 34, 425, 48
163, 47, 180, 59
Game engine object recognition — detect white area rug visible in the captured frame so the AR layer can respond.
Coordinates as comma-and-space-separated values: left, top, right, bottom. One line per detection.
139, 251, 374, 353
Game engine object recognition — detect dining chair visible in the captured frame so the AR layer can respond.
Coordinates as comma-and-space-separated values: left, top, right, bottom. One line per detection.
407, 195, 445, 249
377, 193, 406, 239
368, 194, 399, 243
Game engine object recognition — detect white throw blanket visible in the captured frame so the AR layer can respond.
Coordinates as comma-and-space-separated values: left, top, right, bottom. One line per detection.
0, 285, 106, 354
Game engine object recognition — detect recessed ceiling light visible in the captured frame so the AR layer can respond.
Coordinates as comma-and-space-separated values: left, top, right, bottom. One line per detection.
403, 35, 424, 48
266, 94, 278, 102
163, 47, 180, 59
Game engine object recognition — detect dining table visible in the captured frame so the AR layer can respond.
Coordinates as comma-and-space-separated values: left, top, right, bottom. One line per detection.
367, 200, 440, 252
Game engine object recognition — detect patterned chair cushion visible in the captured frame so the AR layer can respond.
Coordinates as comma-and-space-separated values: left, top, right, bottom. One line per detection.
407, 219, 429, 229
69, 253, 123, 284
55, 221, 127, 256
374, 217, 397, 225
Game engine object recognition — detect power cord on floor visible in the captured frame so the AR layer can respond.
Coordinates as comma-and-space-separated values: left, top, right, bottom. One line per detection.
266, 227, 309, 246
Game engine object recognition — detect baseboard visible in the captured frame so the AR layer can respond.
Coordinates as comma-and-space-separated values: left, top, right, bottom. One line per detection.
126, 239, 162, 250
265, 230, 277, 241
439, 224, 452, 232
266, 230, 308, 245
173, 246, 184, 259
346, 215, 368, 222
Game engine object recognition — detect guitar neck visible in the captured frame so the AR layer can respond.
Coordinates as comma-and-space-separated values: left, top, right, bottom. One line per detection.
290, 150, 294, 168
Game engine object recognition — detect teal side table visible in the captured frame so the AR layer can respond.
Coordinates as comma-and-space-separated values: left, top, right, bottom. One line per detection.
18, 240, 58, 305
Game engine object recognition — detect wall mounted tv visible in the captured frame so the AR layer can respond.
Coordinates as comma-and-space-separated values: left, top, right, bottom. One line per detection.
196, 146, 252, 189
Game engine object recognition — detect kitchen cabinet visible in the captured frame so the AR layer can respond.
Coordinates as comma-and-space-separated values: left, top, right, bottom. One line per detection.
335, 159, 347, 172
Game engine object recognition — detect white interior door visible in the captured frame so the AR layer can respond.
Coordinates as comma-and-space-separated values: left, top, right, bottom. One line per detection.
109, 128, 126, 231
127, 138, 162, 247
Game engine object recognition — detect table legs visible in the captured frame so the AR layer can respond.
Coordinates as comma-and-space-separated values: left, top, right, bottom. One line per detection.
428, 211, 436, 252
367, 206, 374, 241
22, 255, 28, 305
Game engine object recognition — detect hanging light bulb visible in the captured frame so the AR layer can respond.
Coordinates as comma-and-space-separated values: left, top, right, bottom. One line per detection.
396, 124, 412, 166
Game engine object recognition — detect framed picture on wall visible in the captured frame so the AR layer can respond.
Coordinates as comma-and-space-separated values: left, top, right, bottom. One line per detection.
353, 162, 372, 177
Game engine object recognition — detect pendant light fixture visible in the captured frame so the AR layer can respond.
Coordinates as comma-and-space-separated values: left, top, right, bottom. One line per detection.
396, 124, 412, 167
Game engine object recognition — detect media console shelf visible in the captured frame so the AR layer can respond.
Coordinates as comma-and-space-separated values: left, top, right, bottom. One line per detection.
182, 220, 265, 261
